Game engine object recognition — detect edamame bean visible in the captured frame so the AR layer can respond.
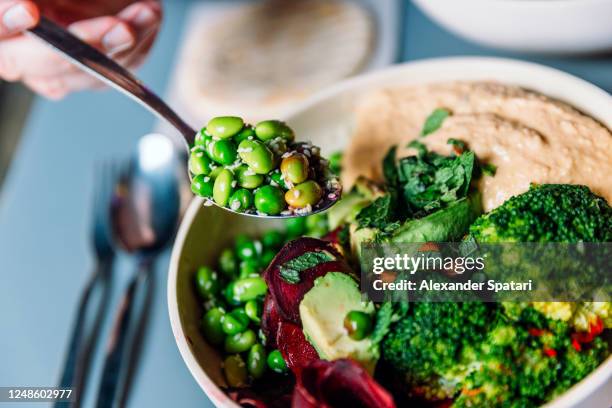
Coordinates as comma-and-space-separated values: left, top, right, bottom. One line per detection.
269, 172, 288, 189
189, 148, 213, 176
255, 120, 295, 142
208, 166, 222, 180
201, 307, 225, 345
254, 186, 285, 215
235, 235, 261, 261
328, 151, 342, 175
261, 230, 284, 249
280, 153, 309, 184
191, 174, 214, 198
244, 300, 262, 323
305, 213, 329, 238
285, 181, 323, 208
285, 217, 306, 238
266, 137, 288, 156
238, 140, 275, 175
247, 344, 267, 379
213, 169, 234, 207
232, 277, 267, 302
224, 282, 241, 307
207, 116, 244, 139
234, 126, 255, 144
239, 260, 259, 278
218, 248, 237, 278
267, 349, 288, 373
195, 266, 219, 299
208, 139, 238, 165
225, 329, 257, 353
343, 310, 373, 340
223, 354, 248, 388
222, 308, 250, 335
234, 165, 264, 189
194, 128, 212, 147
260, 249, 276, 268
229, 189, 253, 212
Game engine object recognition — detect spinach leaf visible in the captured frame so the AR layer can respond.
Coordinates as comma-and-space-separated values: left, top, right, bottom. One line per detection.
279, 251, 334, 284
355, 195, 400, 233
421, 108, 451, 136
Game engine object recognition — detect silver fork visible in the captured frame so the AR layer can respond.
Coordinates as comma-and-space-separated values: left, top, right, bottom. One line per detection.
55, 162, 119, 408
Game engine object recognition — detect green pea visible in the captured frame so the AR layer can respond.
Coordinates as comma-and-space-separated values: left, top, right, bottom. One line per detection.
237, 140, 275, 175
222, 308, 250, 335
201, 307, 225, 345
305, 213, 329, 238
267, 349, 288, 373
280, 153, 309, 184
195, 266, 219, 299
285, 181, 323, 208
224, 282, 241, 307
254, 186, 286, 215
234, 126, 256, 144
207, 139, 238, 165
328, 151, 343, 175
191, 174, 214, 198
247, 344, 267, 379
229, 189, 253, 212
218, 248, 238, 278
285, 217, 306, 238
194, 128, 212, 147
255, 120, 295, 142
207, 116, 244, 139
213, 169, 234, 207
189, 148, 214, 176
239, 260, 260, 278
225, 329, 257, 353
235, 235, 262, 261
234, 165, 264, 189
232, 277, 267, 302
262, 230, 285, 249
244, 300, 262, 324
343, 310, 373, 340
269, 172, 288, 189
260, 249, 276, 268
223, 354, 248, 388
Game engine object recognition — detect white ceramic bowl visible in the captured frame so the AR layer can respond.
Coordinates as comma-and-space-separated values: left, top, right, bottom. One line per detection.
412, 0, 612, 54
168, 57, 612, 408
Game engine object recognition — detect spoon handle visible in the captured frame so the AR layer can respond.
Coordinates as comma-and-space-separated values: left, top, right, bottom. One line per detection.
27, 17, 197, 145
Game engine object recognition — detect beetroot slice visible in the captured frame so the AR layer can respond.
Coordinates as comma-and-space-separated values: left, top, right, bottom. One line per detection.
292, 359, 396, 408
276, 321, 319, 373
261, 294, 281, 348
264, 238, 352, 323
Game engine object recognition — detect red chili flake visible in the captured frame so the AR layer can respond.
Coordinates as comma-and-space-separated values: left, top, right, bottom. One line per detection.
543, 348, 557, 358
528, 328, 545, 337
571, 338, 582, 352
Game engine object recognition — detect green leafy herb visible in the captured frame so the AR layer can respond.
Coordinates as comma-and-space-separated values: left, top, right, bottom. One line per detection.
406, 140, 427, 157
447, 138, 467, 154
421, 108, 451, 136
337, 224, 351, 248
481, 162, 497, 176
356, 195, 400, 233
279, 251, 334, 284
370, 302, 409, 350
382, 146, 398, 186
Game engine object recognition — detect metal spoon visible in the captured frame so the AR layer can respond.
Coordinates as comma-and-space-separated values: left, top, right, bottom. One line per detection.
96, 134, 185, 408
27, 17, 341, 218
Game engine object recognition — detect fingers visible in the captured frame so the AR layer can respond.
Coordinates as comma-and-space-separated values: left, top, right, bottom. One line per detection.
0, 0, 38, 39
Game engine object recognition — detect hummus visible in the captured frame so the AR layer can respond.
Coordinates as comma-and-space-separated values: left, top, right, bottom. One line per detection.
343, 82, 612, 211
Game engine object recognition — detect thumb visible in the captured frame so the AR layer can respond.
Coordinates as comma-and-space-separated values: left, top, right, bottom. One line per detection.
0, 1, 38, 39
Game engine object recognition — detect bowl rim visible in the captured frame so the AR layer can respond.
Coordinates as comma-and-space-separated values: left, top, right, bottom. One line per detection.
168, 56, 612, 408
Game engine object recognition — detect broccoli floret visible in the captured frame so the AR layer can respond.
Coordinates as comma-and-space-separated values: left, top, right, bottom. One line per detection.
469, 184, 612, 242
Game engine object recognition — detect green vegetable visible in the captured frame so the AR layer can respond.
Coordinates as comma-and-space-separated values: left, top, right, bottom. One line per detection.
218, 248, 237, 278
213, 169, 234, 206
480, 163, 497, 176
223, 354, 248, 387
421, 108, 451, 136
189, 148, 213, 175
244, 300, 262, 323
260, 248, 276, 267
201, 307, 225, 345
225, 329, 257, 353
239, 259, 259, 278
356, 195, 400, 234
232, 276, 267, 302
234, 165, 264, 189
207, 139, 238, 165
254, 185, 286, 215
247, 344, 267, 379
234, 125, 256, 144
238, 140, 275, 174
280, 153, 309, 184
221, 308, 250, 335
194, 128, 211, 147
285, 217, 306, 238
279, 250, 334, 284
195, 266, 219, 299
235, 235, 261, 261
304, 213, 329, 238
285, 181, 323, 208
191, 174, 214, 198
469, 184, 612, 243
343, 310, 373, 340
207, 116, 244, 139
267, 349, 288, 373
269, 172, 288, 189
224, 282, 241, 306
261, 230, 285, 249
255, 120, 295, 142
328, 151, 343, 175
229, 189, 253, 212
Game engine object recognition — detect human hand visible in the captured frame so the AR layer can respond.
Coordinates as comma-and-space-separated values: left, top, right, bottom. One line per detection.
0, 0, 162, 99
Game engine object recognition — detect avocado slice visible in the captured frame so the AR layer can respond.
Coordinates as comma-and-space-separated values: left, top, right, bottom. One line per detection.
299, 272, 378, 374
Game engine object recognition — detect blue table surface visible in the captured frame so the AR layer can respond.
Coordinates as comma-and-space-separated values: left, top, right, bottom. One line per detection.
1, 2, 611, 407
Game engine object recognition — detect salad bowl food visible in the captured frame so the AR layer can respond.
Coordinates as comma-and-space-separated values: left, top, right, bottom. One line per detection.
168, 58, 612, 408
